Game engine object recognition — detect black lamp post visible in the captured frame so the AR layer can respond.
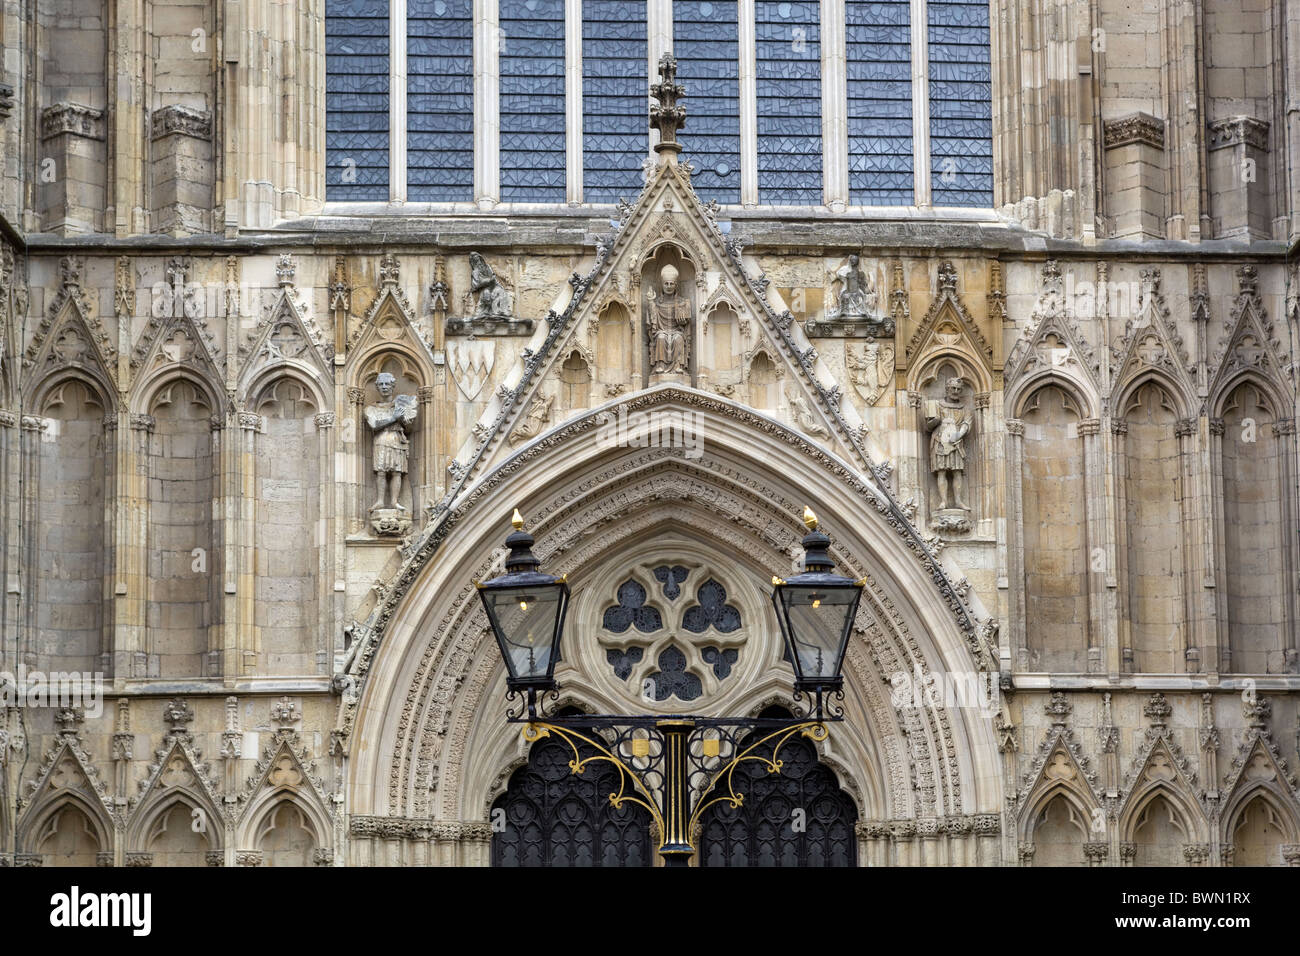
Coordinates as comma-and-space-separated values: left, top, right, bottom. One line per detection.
771, 507, 864, 710
476, 509, 569, 708
478, 506, 860, 866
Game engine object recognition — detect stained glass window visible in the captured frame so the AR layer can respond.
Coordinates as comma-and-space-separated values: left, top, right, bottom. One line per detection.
682, 579, 742, 633
603, 580, 663, 633
927, 0, 993, 206
407, 0, 474, 202
647, 645, 703, 702
583, 0, 648, 204
326, 0, 389, 201
755, 0, 822, 205
673, 1, 742, 204
499, 0, 567, 202
606, 646, 645, 680
652, 564, 690, 600
846, 0, 913, 205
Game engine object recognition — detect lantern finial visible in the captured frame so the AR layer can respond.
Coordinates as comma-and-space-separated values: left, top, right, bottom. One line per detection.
511, 508, 524, 530
803, 506, 818, 531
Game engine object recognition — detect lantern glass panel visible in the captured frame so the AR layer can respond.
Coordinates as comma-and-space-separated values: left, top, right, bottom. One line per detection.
778, 585, 856, 681
483, 584, 565, 682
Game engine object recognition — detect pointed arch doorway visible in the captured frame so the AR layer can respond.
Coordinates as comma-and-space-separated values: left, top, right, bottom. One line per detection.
489, 708, 859, 867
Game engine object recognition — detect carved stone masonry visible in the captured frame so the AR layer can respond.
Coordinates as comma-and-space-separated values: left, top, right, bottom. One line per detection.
646, 263, 691, 377
806, 254, 894, 337
1103, 112, 1165, 151
649, 53, 686, 156
924, 376, 973, 532
365, 371, 418, 537
446, 253, 533, 336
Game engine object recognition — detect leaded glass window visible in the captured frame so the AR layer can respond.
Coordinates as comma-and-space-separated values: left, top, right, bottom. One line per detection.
603, 580, 663, 633
927, 0, 993, 207
407, 0, 473, 202
324, 1, 996, 209
846, 0, 913, 205
326, 0, 389, 201
682, 579, 742, 633
755, 0, 822, 205
672, 1, 742, 204
647, 645, 703, 701
652, 564, 690, 600
583, 0, 649, 204
500, 0, 567, 202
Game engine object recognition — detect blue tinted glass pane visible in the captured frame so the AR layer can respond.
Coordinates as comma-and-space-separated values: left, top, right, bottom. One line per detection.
326, 0, 389, 200
846, 0, 913, 205
499, 0, 566, 202
407, 0, 474, 202
583, 0, 648, 204
673, 1, 741, 204
927, 0, 992, 206
755, 0, 822, 204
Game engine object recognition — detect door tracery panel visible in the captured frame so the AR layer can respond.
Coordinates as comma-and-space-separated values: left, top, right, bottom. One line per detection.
490, 723, 652, 867
698, 710, 859, 867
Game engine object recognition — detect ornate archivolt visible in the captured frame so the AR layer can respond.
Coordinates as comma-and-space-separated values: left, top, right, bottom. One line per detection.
1116, 694, 1209, 845
17, 724, 118, 856
341, 389, 1003, 840
24, 256, 117, 401
125, 727, 224, 854
1013, 693, 1104, 845
904, 260, 994, 388
1217, 698, 1300, 847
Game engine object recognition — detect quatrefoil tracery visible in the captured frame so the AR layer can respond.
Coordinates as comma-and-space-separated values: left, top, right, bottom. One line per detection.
596, 563, 749, 704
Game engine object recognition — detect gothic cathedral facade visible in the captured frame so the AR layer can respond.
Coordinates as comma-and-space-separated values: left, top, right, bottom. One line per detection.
0, 0, 1298, 867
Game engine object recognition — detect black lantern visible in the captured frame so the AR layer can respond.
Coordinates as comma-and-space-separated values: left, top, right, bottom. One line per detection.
771, 507, 862, 694
478, 510, 570, 692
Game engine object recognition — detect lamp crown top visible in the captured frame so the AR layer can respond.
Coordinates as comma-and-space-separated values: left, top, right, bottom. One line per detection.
511, 508, 524, 530
803, 506, 819, 531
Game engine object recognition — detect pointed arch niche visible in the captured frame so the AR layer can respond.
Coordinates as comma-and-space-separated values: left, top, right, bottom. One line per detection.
911, 356, 992, 536
1115, 381, 1189, 674
639, 244, 697, 388
594, 300, 634, 391
1008, 385, 1095, 673
145, 378, 219, 679
1229, 794, 1297, 866
1029, 794, 1089, 866
746, 350, 781, 412
255, 801, 320, 866
1211, 382, 1297, 673
349, 350, 431, 535
1129, 794, 1192, 867
35, 804, 104, 867
248, 376, 330, 675
32, 376, 113, 674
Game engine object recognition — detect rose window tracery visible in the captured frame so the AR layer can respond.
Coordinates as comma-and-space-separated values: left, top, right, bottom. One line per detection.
595, 564, 751, 705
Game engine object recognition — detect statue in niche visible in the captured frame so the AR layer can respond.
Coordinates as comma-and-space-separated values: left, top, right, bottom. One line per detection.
924, 377, 972, 529
808, 253, 893, 336
446, 252, 533, 336
646, 264, 691, 375
365, 371, 418, 535
832, 255, 878, 319
470, 252, 512, 319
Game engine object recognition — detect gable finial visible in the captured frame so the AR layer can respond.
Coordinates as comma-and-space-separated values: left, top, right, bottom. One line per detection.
650, 53, 686, 160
